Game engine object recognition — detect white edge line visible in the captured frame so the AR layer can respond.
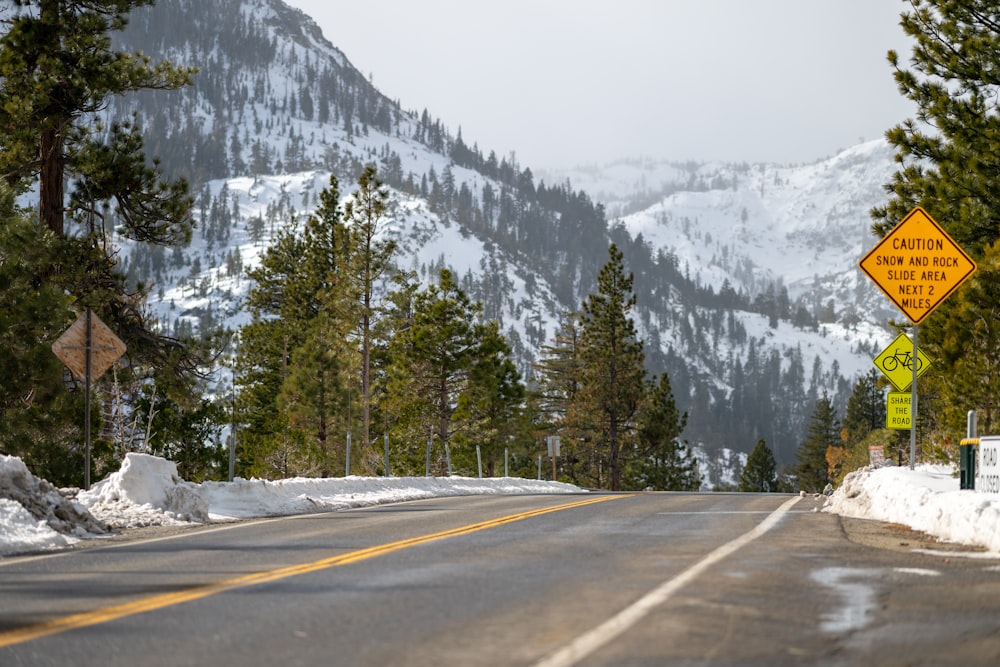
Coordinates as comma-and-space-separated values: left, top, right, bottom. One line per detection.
532, 496, 801, 667
912, 548, 1000, 560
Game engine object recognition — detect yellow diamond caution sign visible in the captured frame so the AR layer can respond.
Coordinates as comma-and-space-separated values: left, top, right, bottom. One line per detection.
872, 332, 931, 392
859, 207, 976, 324
886, 392, 911, 430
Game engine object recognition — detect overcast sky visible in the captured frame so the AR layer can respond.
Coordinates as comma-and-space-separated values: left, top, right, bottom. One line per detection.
284, 0, 917, 170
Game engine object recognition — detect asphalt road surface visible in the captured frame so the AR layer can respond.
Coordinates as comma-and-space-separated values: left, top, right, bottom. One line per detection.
2, 492, 999, 666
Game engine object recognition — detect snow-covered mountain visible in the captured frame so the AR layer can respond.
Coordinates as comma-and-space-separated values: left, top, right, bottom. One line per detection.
545, 139, 900, 375
543, 139, 897, 321
106, 0, 902, 470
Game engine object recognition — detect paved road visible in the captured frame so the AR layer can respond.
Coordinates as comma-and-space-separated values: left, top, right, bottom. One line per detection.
2, 492, 999, 666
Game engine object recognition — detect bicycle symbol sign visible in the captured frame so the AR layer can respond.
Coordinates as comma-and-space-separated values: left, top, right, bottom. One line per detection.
881, 348, 923, 374
872, 332, 931, 392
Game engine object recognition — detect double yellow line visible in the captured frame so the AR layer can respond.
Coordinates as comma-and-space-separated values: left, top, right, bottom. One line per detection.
0, 494, 625, 649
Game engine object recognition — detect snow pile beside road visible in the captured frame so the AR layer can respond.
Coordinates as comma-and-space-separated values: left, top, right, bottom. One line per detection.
1, 452, 583, 556
79, 453, 210, 528
824, 464, 1000, 553
0, 498, 79, 555
79, 453, 584, 527
0, 454, 108, 555
199, 473, 582, 520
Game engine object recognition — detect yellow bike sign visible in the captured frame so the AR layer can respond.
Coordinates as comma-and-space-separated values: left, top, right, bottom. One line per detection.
873, 332, 931, 392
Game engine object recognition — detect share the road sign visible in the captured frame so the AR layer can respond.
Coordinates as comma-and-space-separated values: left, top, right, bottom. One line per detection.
859, 207, 976, 324
886, 392, 912, 430
872, 332, 931, 392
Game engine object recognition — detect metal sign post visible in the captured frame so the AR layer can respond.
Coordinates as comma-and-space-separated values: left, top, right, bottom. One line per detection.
384, 432, 390, 477
426, 433, 432, 477
910, 326, 919, 468
346, 431, 352, 476
547, 436, 560, 481
84, 310, 92, 490
51, 310, 126, 489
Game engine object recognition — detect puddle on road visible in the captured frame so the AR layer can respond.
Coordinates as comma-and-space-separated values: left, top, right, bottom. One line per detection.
810, 567, 880, 634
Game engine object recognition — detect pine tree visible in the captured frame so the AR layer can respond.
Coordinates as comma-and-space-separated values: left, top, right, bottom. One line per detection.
238, 227, 308, 478
343, 165, 396, 464
298, 175, 348, 321
278, 312, 350, 477
796, 393, 841, 493
238, 176, 352, 478
628, 373, 700, 491
739, 439, 778, 492
842, 369, 887, 450
936, 243, 1000, 435
453, 320, 526, 476
386, 269, 482, 473
532, 311, 595, 486
873, 0, 1000, 250
576, 244, 646, 491
291, 177, 358, 475
531, 311, 584, 429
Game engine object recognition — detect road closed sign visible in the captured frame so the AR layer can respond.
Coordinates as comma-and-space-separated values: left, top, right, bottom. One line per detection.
859, 207, 976, 324
977, 436, 1000, 495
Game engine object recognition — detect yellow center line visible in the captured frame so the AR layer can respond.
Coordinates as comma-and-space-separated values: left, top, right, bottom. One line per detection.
0, 494, 628, 649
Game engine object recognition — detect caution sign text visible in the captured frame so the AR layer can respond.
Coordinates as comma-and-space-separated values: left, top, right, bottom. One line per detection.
859, 207, 976, 324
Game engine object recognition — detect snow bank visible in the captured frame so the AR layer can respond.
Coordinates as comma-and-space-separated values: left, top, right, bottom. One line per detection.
1, 453, 582, 556
0, 454, 108, 555
199, 474, 582, 520
825, 464, 1000, 553
76, 452, 582, 525
79, 453, 210, 528
0, 497, 76, 555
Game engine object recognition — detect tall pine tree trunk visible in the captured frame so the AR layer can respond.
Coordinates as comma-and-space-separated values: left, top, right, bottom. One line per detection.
37, 0, 64, 237
437, 375, 450, 455
362, 298, 371, 453
39, 126, 64, 236
609, 417, 621, 491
